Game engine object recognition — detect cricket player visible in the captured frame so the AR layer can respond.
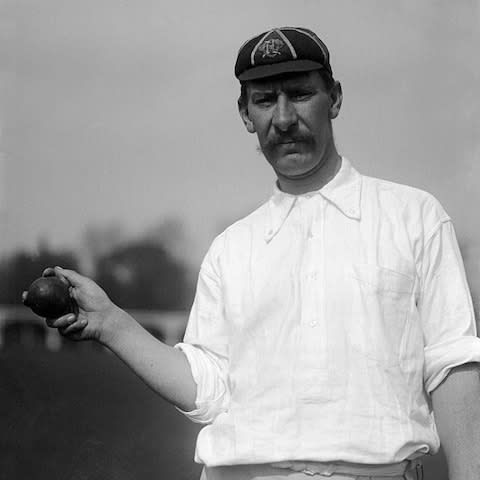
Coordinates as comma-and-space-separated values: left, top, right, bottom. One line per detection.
41, 27, 480, 479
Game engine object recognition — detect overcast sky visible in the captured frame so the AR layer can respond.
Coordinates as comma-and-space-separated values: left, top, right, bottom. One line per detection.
1, 1, 479, 288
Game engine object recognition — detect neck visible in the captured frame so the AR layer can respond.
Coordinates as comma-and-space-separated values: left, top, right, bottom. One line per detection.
276, 147, 342, 195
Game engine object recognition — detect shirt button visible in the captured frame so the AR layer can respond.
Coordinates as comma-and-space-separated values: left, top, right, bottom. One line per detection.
309, 320, 317, 327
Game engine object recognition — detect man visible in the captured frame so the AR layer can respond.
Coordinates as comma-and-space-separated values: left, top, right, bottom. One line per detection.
39, 27, 480, 479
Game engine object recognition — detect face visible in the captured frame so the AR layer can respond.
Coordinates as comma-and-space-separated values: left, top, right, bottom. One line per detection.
239, 71, 342, 180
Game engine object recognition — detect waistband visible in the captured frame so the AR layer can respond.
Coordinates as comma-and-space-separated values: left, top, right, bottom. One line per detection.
270, 458, 423, 477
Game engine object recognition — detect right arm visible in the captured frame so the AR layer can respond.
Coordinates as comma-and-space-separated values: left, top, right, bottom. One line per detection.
99, 307, 197, 412
43, 267, 197, 412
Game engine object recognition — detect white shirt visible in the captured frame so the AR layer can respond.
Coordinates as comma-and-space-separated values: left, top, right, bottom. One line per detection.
175, 157, 480, 467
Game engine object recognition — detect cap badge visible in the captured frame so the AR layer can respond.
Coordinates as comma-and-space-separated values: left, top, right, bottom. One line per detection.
259, 38, 285, 58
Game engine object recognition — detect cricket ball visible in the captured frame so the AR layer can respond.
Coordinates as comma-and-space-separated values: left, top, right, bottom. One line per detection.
22, 276, 74, 318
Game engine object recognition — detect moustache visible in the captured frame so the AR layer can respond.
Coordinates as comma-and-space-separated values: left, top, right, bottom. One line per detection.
266, 135, 313, 149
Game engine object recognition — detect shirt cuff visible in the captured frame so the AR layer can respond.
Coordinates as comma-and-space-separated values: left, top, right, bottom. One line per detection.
424, 336, 480, 393
174, 342, 229, 424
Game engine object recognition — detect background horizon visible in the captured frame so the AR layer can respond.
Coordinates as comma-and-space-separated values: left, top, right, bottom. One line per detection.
2, 0, 479, 294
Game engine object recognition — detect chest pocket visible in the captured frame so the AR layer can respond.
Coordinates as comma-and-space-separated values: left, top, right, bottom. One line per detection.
348, 263, 415, 368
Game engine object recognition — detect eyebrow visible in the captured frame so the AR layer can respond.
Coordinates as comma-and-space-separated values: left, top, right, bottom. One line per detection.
249, 81, 317, 95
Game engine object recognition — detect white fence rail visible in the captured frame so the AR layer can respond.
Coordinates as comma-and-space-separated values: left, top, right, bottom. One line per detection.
0, 305, 188, 350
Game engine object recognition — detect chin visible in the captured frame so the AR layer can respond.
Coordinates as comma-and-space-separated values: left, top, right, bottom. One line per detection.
275, 157, 320, 179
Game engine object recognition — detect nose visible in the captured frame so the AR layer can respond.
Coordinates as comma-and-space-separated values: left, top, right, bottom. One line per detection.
272, 94, 297, 132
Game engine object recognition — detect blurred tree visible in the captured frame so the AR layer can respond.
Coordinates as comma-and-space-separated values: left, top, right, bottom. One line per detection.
0, 241, 79, 305
137, 217, 197, 306
79, 221, 128, 276
95, 241, 188, 311
141, 217, 186, 259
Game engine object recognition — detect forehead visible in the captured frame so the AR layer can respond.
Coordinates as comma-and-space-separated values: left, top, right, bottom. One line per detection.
246, 70, 324, 93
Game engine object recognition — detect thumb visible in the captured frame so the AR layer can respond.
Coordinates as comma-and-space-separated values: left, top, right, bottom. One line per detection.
54, 266, 86, 287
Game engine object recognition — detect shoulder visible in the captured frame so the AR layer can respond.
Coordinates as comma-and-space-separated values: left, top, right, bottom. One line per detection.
362, 175, 450, 228
223, 200, 270, 238
201, 200, 270, 269
361, 175, 452, 248
363, 174, 436, 204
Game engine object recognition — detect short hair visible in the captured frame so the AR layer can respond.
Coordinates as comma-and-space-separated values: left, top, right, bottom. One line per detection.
238, 69, 336, 109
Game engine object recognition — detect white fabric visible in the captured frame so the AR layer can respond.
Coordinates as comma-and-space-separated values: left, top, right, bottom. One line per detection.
175, 157, 480, 467
199, 458, 423, 479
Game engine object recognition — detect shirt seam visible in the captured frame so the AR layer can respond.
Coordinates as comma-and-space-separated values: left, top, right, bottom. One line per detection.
423, 217, 451, 250
200, 263, 220, 284
417, 217, 451, 288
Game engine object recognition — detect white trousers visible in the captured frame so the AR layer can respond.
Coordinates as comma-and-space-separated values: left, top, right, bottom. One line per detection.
200, 460, 424, 480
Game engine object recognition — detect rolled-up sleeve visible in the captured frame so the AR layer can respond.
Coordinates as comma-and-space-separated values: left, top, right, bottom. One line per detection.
419, 218, 480, 393
174, 238, 230, 424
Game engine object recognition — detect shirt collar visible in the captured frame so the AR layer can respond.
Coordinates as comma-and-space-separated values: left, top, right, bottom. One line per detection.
265, 157, 362, 242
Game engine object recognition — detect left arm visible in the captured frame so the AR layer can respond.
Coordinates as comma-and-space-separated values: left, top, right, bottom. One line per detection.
431, 362, 480, 480
416, 207, 480, 478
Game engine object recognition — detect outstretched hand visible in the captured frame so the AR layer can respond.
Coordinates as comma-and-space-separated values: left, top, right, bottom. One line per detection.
41, 266, 119, 343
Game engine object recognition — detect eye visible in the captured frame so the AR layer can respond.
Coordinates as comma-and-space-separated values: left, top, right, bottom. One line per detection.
290, 90, 313, 101
251, 94, 275, 107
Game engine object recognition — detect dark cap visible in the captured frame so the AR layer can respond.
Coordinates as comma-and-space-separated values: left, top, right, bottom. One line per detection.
235, 26, 332, 82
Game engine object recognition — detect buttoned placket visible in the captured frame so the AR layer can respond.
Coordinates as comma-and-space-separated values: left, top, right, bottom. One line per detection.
295, 195, 328, 397
299, 196, 324, 330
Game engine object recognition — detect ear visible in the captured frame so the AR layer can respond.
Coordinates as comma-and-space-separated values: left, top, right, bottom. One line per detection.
329, 81, 343, 120
238, 100, 256, 133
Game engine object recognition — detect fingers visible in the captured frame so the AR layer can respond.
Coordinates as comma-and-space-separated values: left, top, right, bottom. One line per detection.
53, 266, 86, 287
46, 313, 88, 338
42, 266, 71, 288
59, 317, 87, 337
45, 313, 77, 329
42, 267, 56, 277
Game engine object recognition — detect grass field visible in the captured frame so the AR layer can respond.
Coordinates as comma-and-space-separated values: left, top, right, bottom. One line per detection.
0, 344, 203, 480
1, 343, 448, 480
